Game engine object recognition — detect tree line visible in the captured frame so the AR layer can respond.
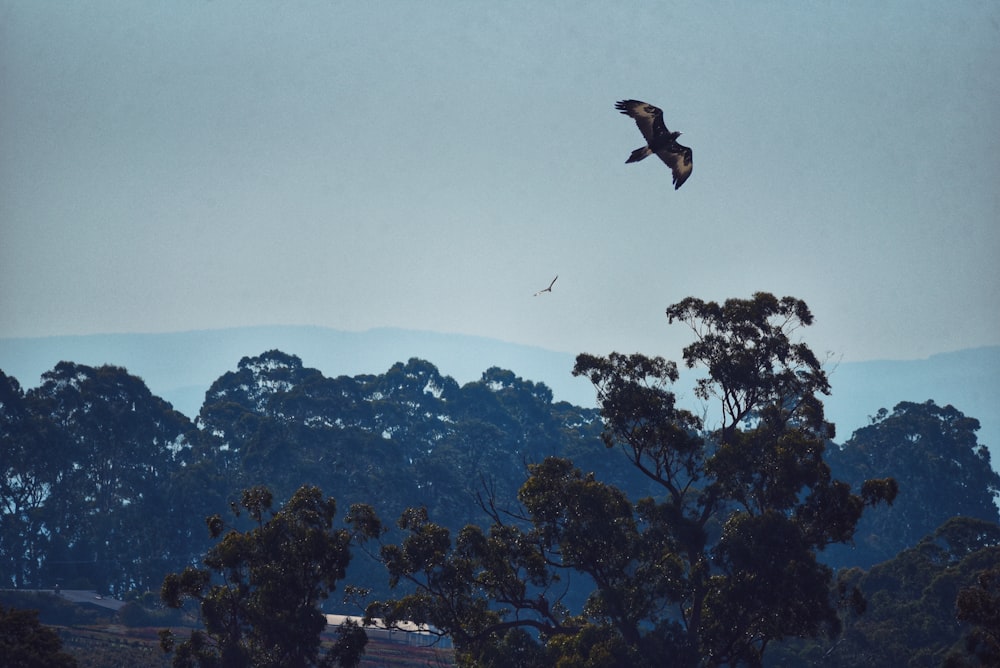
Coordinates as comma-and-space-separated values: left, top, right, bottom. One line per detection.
2, 293, 998, 666
1, 349, 606, 597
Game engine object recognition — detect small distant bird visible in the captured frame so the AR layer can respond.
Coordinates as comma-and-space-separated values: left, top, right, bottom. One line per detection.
534, 275, 558, 296
615, 99, 692, 189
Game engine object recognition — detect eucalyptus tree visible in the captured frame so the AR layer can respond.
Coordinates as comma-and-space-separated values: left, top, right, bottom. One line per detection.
826, 400, 1000, 567
350, 293, 897, 667
160, 485, 365, 668
1, 363, 193, 593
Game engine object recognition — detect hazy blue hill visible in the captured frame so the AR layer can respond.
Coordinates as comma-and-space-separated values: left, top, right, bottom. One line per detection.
0, 327, 996, 464
824, 347, 1000, 447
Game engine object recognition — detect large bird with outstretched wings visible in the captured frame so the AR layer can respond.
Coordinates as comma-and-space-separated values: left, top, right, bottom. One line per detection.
615, 99, 692, 189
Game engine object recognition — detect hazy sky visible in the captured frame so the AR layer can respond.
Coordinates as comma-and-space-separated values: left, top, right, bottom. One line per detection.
2, 1, 998, 364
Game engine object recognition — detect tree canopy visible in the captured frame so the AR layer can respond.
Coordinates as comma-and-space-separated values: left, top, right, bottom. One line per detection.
2, 294, 999, 666
350, 293, 897, 667
770, 517, 1000, 666
826, 400, 1000, 568
159, 485, 365, 668
0, 364, 195, 594
0, 354, 606, 601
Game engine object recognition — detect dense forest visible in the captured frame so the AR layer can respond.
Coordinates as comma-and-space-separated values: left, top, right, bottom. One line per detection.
2, 295, 999, 666
1, 351, 609, 597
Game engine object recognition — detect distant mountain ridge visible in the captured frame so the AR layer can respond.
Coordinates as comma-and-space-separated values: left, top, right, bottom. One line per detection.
0, 326, 996, 463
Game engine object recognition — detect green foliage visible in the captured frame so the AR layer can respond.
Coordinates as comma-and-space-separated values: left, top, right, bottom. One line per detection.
353, 293, 897, 667
0, 364, 197, 594
665, 293, 830, 437
826, 400, 1000, 568
0, 603, 78, 667
159, 485, 364, 668
773, 517, 1000, 667
4, 308, 999, 667
951, 561, 1000, 666
347, 502, 511, 661
1, 352, 606, 606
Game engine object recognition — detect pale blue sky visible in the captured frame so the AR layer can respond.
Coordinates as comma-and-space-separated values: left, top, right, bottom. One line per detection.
2, 1, 998, 364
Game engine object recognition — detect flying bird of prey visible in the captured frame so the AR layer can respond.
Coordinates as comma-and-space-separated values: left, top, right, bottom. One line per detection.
615, 99, 693, 189
534, 275, 558, 296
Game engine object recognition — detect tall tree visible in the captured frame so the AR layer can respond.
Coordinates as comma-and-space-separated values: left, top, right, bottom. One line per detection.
826, 400, 1000, 568
0, 363, 194, 593
351, 293, 897, 667
160, 485, 365, 668
0, 371, 68, 589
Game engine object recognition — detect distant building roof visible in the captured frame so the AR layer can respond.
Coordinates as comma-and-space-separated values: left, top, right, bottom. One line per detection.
324, 614, 451, 648
26, 589, 127, 612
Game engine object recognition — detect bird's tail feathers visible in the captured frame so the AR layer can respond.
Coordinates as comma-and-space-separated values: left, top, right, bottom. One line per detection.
625, 146, 652, 163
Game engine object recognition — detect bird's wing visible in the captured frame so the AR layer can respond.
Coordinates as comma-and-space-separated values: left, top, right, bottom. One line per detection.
654, 144, 693, 190
615, 100, 668, 144
533, 276, 558, 296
